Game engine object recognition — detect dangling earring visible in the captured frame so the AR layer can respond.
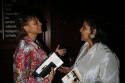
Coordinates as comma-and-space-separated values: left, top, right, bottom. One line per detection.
90, 34, 95, 39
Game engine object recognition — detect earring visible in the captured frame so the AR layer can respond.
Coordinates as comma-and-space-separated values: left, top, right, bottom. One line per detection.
90, 34, 95, 39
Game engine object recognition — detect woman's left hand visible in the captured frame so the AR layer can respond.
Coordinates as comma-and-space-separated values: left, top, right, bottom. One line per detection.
55, 45, 67, 56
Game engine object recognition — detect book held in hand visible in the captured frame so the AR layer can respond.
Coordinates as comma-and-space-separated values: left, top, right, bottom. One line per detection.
62, 68, 82, 83
32, 52, 64, 78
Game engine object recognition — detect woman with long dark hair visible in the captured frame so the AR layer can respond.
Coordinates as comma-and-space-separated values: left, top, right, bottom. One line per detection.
59, 16, 120, 83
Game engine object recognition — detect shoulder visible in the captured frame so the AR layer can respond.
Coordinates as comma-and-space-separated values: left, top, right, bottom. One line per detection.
96, 43, 114, 54
96, 43, 119, 64
17, 38, 31, 51
19, 39, 28, 47
95, 43, 118, 59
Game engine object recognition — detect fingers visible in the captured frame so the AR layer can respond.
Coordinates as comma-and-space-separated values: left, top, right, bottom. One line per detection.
51, 67, 55, 75
56, 44, 60, 50
58, 66, 71, 73
55, 44, 67, 56
59, 49, 67, 56
72, 80, 76, 83
60, 66, 67, 68
61, 49, 67, 53
50, 67, 55, 75
55, 45, 60, 53
58, 68, 66, 73
47, 67, 56, 81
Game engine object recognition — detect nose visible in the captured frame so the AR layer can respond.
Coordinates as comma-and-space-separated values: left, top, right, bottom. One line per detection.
79, 27, 82, 32
39, 21, 42, 26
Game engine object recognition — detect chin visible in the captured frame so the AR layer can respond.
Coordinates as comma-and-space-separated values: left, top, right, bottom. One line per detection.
81, 38, 86, 41
39, 31, 42, 33
81, 38, 84, 41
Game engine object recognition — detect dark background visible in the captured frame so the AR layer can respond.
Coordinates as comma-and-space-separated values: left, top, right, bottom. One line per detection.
0, 0, 124, 83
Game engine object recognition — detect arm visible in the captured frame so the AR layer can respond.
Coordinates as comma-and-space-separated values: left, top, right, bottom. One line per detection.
13, 45, 38, 83
99, 53, 120, 83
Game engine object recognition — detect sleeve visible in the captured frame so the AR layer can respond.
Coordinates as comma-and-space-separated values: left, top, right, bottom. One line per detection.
99, 53, 120, 83
13, 41, 51, 83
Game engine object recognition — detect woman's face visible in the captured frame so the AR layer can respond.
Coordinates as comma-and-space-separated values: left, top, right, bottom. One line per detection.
79, 21, 91, 42
24, 17, 42, 35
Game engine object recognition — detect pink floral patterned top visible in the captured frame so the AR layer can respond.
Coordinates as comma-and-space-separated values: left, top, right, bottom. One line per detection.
13, 36, 51, 83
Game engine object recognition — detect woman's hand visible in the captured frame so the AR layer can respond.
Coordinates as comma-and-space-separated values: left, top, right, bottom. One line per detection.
72, 80, 76, 83
47, 67, 56, 81
58, 66, 71, 73
55, 45, 67, 56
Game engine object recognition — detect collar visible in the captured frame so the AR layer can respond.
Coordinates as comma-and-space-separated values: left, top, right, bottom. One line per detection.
23, 36, 41, 49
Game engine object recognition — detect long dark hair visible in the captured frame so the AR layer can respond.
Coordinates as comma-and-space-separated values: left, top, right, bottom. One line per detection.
83, 15, 109, 45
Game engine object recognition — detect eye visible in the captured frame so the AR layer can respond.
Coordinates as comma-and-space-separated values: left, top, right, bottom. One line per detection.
82, 25, 86, 30
33, 20, 39, 25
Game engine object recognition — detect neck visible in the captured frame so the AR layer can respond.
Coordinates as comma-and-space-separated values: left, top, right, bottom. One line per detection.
88, 40, 94, 49
28, 34, 37, 41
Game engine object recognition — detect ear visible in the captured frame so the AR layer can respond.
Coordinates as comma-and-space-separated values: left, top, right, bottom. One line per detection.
90, 29, 96, 39
23, 26, 30, 33
93, 29, 96, 34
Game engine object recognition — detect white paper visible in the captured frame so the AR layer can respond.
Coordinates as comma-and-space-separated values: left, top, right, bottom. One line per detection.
62, 68, 82, 83
36, 52, 64, 74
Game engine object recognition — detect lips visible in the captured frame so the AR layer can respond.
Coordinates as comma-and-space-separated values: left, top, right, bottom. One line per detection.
38, 27, 42, 30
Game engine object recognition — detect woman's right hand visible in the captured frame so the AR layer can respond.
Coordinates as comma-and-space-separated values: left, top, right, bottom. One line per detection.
47, 67, 56, 81
58, 66, 71, 73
